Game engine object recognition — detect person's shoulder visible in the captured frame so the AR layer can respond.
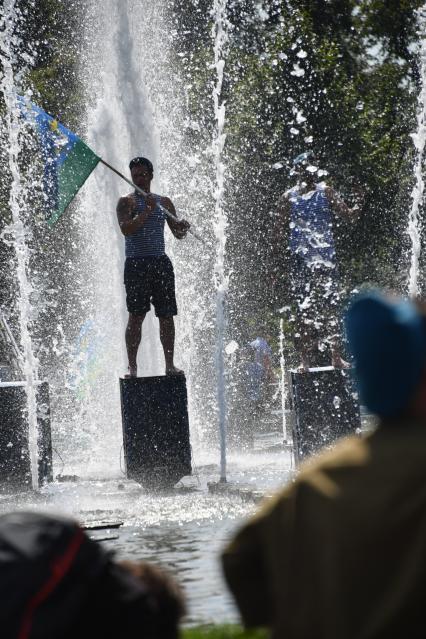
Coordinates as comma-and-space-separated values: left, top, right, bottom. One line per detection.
116, 193, 136, 213
118, 192, 135, 202
251, 435, 369, 522
160, 195, 177, 214
287, 185, 300, 200
296, 435, 368, 485
263, 340, 272, 355
319, 183, 333, 197
276, 189, 294, 210
254, 337, 271, 352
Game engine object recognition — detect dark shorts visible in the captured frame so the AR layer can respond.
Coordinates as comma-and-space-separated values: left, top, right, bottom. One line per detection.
124, 255, 178, 317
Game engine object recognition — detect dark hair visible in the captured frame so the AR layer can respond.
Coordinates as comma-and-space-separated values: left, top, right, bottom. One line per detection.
129, 157, 153, 173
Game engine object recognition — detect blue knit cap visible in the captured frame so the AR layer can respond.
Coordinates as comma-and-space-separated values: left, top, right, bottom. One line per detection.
345, 291, 426, 417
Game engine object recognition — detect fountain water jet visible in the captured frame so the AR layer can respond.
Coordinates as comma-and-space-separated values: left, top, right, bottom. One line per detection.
0, 0, 40, 489
211, 0, 230, 483
408, 5, 426, 297
279, 318, 288, 442
79, 0, 225, 467
0, 1, 303, 620
47, 0, 169, 476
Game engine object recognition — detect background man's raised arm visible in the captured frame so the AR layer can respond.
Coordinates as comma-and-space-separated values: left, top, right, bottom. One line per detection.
324, 186, 361, 221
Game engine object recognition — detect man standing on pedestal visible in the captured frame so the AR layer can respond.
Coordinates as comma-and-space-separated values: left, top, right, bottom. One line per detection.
272, 151, 361, 369
116, 157, 190, 378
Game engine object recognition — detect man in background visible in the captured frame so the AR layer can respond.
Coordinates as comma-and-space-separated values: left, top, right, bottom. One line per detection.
241, 332, 276, 446
272, 151, 360, 369
244, 333, 274, 409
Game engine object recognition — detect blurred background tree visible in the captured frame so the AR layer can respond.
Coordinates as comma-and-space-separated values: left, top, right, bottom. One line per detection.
168, 0, 424, 348
1, 0, 425, 354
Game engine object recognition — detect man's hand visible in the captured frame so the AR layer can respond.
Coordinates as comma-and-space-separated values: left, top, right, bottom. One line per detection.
123, 193, 155, 216
325, 186, 361, 220
161, 196, 190, 239
173, 219, 190, 239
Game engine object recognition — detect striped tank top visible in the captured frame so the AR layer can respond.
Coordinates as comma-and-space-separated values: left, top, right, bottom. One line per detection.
288, 184, 336, 267
125, 192, 166, 258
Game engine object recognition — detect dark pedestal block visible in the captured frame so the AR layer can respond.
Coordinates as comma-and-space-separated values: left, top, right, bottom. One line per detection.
0, 381, 53, 487
119, 375, 192, 488
290, 366, 360, 464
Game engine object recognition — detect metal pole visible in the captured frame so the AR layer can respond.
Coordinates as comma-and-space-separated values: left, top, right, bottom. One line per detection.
279, 318, 287, 443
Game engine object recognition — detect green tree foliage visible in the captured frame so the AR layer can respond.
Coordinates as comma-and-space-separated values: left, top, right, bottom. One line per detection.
0, 0, 84, 337
1, 0, 425, 344
169, 0, 424, 337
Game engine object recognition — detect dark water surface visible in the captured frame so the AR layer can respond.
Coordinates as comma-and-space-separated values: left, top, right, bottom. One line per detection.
0, 446, 292, 625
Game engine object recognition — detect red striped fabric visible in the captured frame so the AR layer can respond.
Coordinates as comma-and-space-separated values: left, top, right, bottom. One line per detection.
17, 527, 84, 639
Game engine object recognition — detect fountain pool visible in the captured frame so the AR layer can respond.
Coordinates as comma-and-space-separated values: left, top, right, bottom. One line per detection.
0, 446, 293, 626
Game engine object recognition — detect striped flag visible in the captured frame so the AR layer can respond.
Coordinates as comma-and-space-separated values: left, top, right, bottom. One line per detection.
18, 96, 100, 226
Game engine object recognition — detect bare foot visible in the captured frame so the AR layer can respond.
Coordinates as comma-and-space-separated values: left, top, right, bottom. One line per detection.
125, 366, 138, 378
166, 365, 184, 376
296, 363, 309, 373
332, 356, 351, 369
296, 356, 310, 372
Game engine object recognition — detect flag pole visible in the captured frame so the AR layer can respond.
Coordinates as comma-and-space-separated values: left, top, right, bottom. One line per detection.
99, 158, 205, 244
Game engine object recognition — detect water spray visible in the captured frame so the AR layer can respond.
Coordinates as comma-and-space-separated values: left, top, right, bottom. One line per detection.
0, 0, 40, 490
408, 5, 426, 297
279, 319, 287, 441
211, 0, 229, 483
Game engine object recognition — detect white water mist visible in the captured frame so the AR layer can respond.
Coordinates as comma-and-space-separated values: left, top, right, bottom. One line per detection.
0, 0, 39, 489
59, 0, 166, 476
279, 318, 287, 443
211, 0, 229, 482
408, 5, 426, 297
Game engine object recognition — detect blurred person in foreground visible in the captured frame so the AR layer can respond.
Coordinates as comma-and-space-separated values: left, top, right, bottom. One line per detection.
0, 511, 184, 639
222, 290, 426, 639
271, 151, 361, 370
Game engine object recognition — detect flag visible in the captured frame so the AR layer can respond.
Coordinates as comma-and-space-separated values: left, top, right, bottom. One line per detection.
18, 96, 100, 226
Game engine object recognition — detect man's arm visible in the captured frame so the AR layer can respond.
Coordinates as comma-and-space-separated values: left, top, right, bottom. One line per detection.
116, 194, 156, 236
162, 197, 190, 239
324, 186, 361, 221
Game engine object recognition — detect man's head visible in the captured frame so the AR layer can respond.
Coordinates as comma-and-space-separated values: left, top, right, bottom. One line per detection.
290, 151, 327, 185
345, 291, 426, 418
129, 157, 153, 191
